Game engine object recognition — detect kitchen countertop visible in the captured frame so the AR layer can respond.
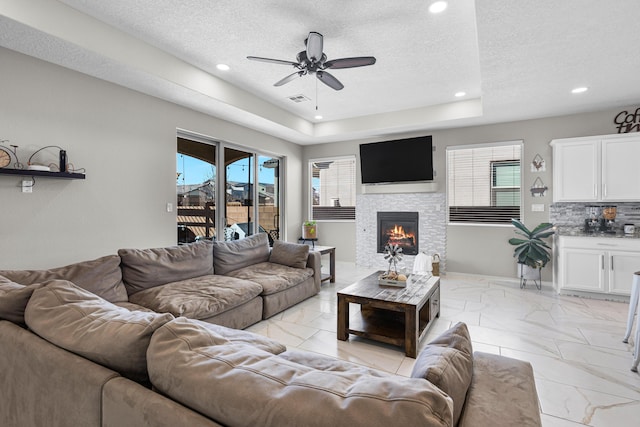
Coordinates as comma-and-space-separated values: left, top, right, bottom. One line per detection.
556, 226, 640, 239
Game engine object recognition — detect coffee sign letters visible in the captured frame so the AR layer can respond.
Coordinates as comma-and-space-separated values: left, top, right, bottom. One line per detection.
614, 108, 640, 133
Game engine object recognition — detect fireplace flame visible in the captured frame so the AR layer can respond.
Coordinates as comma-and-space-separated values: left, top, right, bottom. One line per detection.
386, 224, 416, 246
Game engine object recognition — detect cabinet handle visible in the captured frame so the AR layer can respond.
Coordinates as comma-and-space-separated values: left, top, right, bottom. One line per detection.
597, 243, 617, 247
604, 183, 607, 197
611, 256, 613, 270
601, 255, 604, 270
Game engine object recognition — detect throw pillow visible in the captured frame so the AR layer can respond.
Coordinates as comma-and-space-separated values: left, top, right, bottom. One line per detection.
411, 322, 473, 426
269, 240, 309, 269
212, 233, 270, 275
25, 280, 174, 382
0, 275, 43, 325
118, 240, 213, 296
0, 255, 128, 303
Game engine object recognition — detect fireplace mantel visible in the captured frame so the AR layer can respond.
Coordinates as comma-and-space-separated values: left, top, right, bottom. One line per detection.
361, 182, 438, 194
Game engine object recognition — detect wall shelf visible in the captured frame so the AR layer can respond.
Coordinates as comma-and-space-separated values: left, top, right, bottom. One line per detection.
0, 168, 85, 179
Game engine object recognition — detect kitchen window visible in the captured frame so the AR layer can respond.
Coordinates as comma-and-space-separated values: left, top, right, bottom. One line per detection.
447, 141, 522, 224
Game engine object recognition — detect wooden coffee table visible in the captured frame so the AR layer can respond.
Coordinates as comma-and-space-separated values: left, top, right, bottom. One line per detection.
337, 271, 440, 358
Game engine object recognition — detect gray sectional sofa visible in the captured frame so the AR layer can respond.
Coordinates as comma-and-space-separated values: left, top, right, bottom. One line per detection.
0, 234, 543, 427
0, 233, 321, 329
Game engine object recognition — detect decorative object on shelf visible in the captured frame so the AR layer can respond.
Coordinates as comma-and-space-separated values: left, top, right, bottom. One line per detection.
27, 145, 85, 174
379, 243, 407, 286
508, 219, 555, 290
0, 142, 86, 181
530, 154, 546, 172
0, 139, 25, 170
302, 220, 317, 239
530, 177, 548, 197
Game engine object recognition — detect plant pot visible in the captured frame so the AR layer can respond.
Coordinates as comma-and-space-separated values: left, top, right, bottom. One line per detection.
302, 225, 317, 239
517, 263, 541, 280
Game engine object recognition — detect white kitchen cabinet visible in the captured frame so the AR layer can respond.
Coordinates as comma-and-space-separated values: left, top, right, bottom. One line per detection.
551, 139, 599, 202
551, 134, 640, 202
601, 137, 640, 201
556, 236, 640, 296
561, 248, 605, 292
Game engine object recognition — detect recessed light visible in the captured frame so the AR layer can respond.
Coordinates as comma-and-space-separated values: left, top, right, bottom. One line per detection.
571, 86, 588, 94
216, 64, 230, 71
315, 115, 323, 120
429, 1, 448, 14
455, 91, 466, 97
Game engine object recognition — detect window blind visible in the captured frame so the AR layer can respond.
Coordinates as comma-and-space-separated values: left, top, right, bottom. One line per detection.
310, 157, 356, 221
447, 142, 522, 224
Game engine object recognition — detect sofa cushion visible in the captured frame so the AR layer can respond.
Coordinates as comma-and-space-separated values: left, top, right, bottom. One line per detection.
225, 262, 314, 296
212, 233, 270, 275
119, 241, 213, 296
411, 322, 473, 426
269, 240, 309, 269
279, 349, 391, 378
128, 275, 262, 319
25, 280, 174, 382
148, 319, 454, 427
0, 276, 44, 324
457, 352, 541, 427
0, 255, 128, 303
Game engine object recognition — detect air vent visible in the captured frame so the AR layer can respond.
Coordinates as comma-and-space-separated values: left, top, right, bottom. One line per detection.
287, 94, 310, 103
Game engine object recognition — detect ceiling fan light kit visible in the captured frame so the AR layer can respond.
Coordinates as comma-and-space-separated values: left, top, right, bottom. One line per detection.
247, 32, 376, 91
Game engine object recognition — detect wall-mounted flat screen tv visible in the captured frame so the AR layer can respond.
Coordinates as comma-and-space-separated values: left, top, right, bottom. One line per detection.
359, 136, 433, 184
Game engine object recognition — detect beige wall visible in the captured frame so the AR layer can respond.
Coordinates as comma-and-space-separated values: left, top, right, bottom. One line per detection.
303, 106, 637, 279
0, 48, 303, 269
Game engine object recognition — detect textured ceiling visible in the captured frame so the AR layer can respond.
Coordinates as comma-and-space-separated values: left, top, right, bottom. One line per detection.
1, 0, 639, 144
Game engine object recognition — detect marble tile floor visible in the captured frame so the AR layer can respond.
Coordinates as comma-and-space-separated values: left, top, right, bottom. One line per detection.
246, 261, 639, 427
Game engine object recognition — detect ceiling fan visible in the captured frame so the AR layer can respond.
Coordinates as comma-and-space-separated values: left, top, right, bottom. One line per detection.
247, 32, 376, 91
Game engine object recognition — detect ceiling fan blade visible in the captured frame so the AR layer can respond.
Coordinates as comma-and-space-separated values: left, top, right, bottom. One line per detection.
247, 56, 300, 67
324, 56, 377, 69
306, 32, 323, 62
316, 70, 344, 91
274, 71, 304, 87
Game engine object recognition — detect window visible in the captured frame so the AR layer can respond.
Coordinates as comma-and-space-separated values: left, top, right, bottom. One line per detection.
447, 141, 522, 224
309, 156, 356, 221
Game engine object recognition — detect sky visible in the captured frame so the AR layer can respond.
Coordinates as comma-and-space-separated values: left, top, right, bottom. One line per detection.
176, 154, 276, 186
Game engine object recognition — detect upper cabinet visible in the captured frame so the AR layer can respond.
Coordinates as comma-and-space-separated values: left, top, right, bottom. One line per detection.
551, 134, 640, 202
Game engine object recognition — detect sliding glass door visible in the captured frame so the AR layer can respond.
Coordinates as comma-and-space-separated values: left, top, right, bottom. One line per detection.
176, 138, 216, 244
223, 147, 254, 241
176, 134, 282, 245
258, 155, 280, 244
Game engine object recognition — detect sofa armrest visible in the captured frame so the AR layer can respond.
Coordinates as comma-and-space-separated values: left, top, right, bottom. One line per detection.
103, 377, 222, 427
306, 251, 322, 289
457, 352, 542, 427
0, 320, 119, 427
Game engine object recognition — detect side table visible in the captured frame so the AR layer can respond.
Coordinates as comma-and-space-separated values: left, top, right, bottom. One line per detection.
310, 245, 335, 283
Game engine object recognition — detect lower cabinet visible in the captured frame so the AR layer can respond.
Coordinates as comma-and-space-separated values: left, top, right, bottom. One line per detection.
557, 236, 640, 296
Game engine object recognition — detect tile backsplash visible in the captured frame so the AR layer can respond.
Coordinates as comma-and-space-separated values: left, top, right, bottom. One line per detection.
550, 202, 640, 230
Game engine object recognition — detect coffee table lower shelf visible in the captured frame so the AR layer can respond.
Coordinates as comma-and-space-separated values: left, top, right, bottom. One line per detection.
346, 306, 433, 349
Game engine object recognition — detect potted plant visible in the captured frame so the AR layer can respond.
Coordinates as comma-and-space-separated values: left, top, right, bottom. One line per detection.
508, 219, 555, 281
302, 220, 317, 239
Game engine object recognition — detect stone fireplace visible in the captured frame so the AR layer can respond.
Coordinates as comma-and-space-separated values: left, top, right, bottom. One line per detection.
356, 192, 446, 272
377, 212, 419, 255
